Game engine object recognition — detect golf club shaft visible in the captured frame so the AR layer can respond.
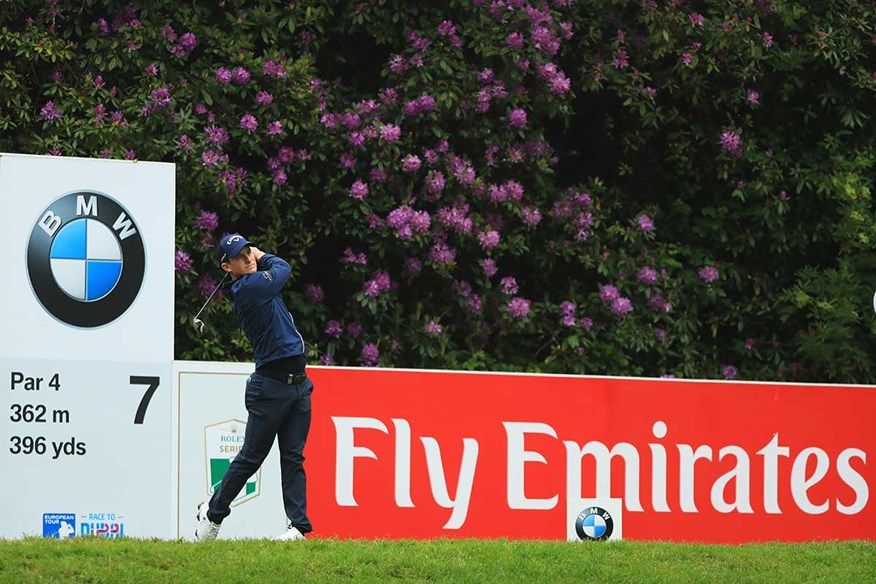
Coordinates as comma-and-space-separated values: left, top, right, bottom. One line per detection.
193, 272, 229, 320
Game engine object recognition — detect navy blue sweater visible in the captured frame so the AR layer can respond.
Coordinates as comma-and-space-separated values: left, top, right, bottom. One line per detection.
229, 253, 305, 369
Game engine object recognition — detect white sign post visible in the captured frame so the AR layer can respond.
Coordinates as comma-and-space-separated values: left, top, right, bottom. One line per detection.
0, 153, 175, 539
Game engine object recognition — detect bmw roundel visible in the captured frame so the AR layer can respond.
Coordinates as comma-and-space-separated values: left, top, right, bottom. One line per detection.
26, 191, 145, 328
575, 506, 614, 541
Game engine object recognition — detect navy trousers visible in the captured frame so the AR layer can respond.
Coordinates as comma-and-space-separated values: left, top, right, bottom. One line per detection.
207, 372, 313, 533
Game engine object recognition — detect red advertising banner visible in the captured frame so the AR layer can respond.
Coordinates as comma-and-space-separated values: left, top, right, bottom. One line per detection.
304, 367, 875, 543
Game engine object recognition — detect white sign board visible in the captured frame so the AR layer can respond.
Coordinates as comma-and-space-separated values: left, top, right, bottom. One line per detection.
0, 153, 174, 538
173, 361, 287, 540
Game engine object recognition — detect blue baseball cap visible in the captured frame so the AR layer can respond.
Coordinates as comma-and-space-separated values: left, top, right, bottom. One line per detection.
216, 233, 252, 262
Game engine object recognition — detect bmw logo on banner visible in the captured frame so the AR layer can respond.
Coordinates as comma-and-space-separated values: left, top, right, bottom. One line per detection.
26, 191, 145, 328
575, 506, 615, 541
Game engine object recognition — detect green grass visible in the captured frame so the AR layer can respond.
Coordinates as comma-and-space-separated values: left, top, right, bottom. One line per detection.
0, 538, 873, 583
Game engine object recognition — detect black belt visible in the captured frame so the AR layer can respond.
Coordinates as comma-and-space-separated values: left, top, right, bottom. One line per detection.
259, 371, 307, 385
286, 372, 308, 385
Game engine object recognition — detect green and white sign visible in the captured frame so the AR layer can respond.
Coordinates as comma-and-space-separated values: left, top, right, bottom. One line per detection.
204, 419, 260, 505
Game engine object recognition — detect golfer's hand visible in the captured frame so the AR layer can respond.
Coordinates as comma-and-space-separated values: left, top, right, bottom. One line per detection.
250, 246, 265, 261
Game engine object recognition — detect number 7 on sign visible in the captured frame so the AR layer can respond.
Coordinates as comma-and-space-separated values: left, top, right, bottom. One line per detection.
130, 376, 160, 424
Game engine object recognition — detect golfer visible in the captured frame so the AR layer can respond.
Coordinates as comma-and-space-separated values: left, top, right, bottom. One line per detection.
195, 233, 313, 542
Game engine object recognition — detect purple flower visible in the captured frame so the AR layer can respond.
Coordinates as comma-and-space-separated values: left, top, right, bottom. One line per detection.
698, 266, 720, 283
746, 90, 760, 105
723, 365, 738, 380
581, 316, 593, 331
174, 32, 197, 57
611, 297, 633, 316
429, 241, 456, 265
123, 150, 137, 160
305, 284, 324, 304
340, 153, 357, 169
239, 114, 258, 132
437, 203, 473, 234
389, 55, 407, 74
654, 327, 667, 342
599, 284, 619, 303
174, 250, 192, 274
559, 301, 576, 327
477, 230, 500, 250
504, 180, 524, 201
273, 170, 287, 185
647, 293, 671, 312
348, 132, 365, 148
263, 59, 287, 78
403, 94, 437, 116
688, 12, 705, 26
177, 135, 192, 152
637, 266, 658, 285
636, 214, 655, 233
437, 20, 456, 37
255, 91, 274, 105
500, 276, 518, 295
150, 87, 171, 107
508, 108, 528, 129
318, 354, 334, 365
404, 257, 422, 278
408, 30, 431, 52
231, 67, 250, 84
426, 170, 446, 194
342, 247, 368, 265
201, 149, 228, 167
347, 322, 363, 338
612, 49, 629, 69
402, 155, 421, 173
195, 210, 219, 231
197, 275, 217, 297
481, 258, 498, 278
380, 123, 401, 143
93, 103, 107, 125
215, 67, 232, 84
521, 206, 542, 226
507, 32, 524, 49
364, 270, 392, 298
267, 121, 284, 135
360, 343, 379, 366
424, 320, 443, 336
762, 32, 773, 47
204, 125, 230, 146
682, 52, 693, 66
507, 297, 532, 319
720, 131, 742, 156
40, 101, 61, 121
325, 320, 343, 339
349, 180, 369, 201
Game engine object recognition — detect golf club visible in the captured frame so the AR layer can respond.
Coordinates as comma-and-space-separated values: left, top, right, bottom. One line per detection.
192, 272, 229, 334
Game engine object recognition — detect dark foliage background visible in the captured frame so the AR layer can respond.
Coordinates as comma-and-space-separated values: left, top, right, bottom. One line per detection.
1, 0, 874, 381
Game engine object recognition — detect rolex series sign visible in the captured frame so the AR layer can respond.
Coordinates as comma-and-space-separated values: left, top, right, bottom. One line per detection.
0, 153, 175, 539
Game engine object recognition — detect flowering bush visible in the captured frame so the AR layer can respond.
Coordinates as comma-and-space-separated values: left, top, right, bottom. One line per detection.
1, 0, 874, 382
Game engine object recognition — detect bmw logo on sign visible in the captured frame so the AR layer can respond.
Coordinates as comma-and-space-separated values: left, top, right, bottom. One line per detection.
26, 191, 145, 328
574, 506, 615, 541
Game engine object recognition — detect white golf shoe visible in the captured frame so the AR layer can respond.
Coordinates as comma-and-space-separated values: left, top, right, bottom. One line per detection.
194, 502, 221, 542
273, 519, 306, 541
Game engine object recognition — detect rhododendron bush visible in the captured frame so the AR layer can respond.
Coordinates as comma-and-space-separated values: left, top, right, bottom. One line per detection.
1, 0, 874, 382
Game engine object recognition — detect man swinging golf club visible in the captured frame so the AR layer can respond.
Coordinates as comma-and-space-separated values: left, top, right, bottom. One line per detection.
195, 233, 313, 542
